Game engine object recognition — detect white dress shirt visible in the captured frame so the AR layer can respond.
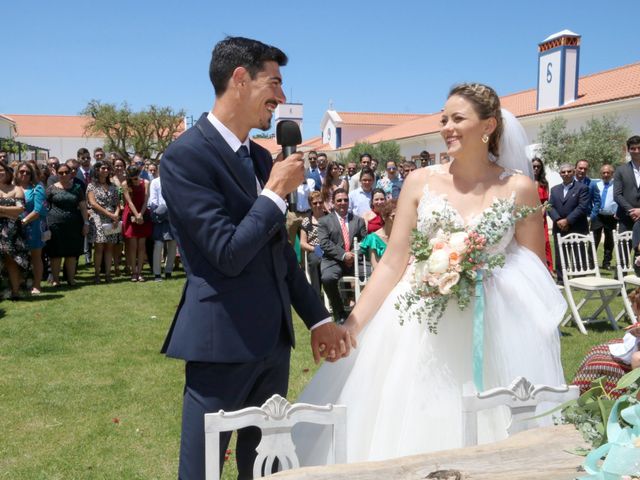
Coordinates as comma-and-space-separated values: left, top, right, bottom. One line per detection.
207, 112, 285, 213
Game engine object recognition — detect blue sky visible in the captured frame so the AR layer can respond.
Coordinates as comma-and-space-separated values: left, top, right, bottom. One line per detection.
2, 0, 638, 141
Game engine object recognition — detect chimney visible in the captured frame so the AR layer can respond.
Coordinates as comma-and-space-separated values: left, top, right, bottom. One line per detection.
274, 103, 303, 137
536, 30, 581, 110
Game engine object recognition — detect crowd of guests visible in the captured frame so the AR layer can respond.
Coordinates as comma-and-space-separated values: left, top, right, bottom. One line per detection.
289, 150, 429, 321
0, 146, 177, 299
532, 135, 640, 285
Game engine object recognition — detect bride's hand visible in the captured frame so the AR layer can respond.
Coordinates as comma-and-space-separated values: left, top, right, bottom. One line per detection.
310, 322, 356, 364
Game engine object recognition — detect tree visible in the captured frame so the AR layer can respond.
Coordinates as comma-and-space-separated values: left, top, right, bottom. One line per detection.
572, 116, 630, 169
536, 114, 630, 171
81, 100, 186, 162
340, 140, 403, 171
536, 116, 574, 169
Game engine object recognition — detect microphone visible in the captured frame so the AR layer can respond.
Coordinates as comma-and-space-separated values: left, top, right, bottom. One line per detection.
276, 120, 302, 209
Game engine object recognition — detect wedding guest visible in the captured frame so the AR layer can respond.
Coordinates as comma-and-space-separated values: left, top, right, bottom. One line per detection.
321, 161, 349, 212
149, 165, 177, 281
348, 167, 375, 217
370, 158, 380, 183
575, 159, 601, 224
318, 188, 367, 322
147, 163, 158, 180
93, 147, 106, 164
15, 161, 47, 295
419, 150, 431, 167
348, 153, 372, 192
548, 163, 590, 283
304, 151, 322, 191
286, 177, 315, 246
614, 135, 640, 233
363, 188, 387, 233
0, 163, 29, 298
402, 160, 417, 179
46, 163, 89, 287
122, 165, 152, 282
300, 191, 326, 295
377, 159, 403, 199
591, 164, 617, 270
110, 156, 127, 276
359, 200, 396, 268
317, 153, 328, 185
76, 148, 92, 189
87, 161, 120, 283
532, 157, 553, 274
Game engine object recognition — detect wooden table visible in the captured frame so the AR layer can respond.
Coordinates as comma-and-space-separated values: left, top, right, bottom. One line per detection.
272, 424, 589, 479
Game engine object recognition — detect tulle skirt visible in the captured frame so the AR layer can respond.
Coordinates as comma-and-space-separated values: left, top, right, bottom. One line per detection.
293, 241, 567, 465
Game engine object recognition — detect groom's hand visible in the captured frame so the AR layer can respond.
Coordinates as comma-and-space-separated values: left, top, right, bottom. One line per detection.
311, 323, 355, 364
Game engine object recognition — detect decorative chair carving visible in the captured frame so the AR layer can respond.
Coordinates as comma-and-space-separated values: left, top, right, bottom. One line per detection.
461, 377, 579, 447
204, 394, 346, 480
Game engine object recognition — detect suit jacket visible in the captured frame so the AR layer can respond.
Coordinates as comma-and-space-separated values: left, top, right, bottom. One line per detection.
160, 113, 329, 363
614, 162, 640, 227
548, 181, 590, 234
317, 211, 367, 272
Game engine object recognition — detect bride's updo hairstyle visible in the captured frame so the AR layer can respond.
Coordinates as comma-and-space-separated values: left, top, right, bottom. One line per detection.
448, 83, 503, 158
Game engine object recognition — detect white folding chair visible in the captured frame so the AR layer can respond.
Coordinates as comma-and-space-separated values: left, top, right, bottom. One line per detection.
339, 238, 369, 302
557, 232, 631, 334
461, 377, 579, 447
302, 250, 312, 284
613, 230, 640, 325
204, 394, 346, 480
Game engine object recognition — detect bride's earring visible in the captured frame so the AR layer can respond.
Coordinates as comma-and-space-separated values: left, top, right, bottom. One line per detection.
481, 134, 490, 144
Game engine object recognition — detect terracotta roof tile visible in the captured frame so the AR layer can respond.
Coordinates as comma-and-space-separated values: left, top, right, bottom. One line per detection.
340, 61, 640, 149
336, 112, 428, 126
251, 136, 280, 155
6, 114, 187, 140
6, 114, 100, 137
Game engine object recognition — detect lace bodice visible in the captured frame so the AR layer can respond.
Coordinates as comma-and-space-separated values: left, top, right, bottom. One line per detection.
416, 165, 520, 255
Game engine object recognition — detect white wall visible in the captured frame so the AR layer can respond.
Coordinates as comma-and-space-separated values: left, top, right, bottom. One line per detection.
0, 118, 14, 139
14, 135, 105, 160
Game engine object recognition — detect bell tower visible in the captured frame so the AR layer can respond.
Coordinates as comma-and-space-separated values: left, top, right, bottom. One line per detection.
537, 30, 581, 110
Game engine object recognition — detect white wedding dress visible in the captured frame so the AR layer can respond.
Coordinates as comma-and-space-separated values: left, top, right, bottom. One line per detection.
294, 169, 567, 465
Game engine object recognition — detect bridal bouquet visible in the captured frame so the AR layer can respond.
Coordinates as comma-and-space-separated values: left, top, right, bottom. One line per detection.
395, 198, 540, 333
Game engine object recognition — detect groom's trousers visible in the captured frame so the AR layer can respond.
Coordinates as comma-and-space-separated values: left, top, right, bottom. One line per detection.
178, 328, 290, 480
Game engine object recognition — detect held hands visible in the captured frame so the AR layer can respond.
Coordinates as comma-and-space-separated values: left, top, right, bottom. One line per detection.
264, 152, 304, 199
310, 322, 357, 365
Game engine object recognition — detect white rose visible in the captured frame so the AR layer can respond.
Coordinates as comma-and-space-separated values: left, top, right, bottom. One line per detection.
449, 231, 469, 254
427, 249, 450, 274
438, 271, 460, 295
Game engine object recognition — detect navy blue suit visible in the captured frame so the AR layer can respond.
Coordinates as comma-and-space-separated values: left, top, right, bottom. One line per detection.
548, 181, 590, 280
160, 113, 329, 479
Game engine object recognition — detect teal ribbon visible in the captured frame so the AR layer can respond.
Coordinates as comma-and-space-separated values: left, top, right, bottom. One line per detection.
579, 395, 640, 479
472, 270, 485, 392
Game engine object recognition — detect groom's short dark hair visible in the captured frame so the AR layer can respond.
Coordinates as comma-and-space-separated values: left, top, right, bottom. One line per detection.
209, 36, 288, 97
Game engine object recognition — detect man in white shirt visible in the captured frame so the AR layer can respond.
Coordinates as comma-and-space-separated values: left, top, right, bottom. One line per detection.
348, 153, 372, 192
286, 177, 315, 246
348, 167, 375, 216
591, 164, 617, 269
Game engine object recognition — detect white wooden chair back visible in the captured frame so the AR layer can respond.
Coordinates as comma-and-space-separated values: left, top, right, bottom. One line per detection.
204, 395, 346, 480
302, 250, 312, 284
338, 238, 368, 301
613, 230, 635, 276
461, 377, 579, 447
557, 232, 600, 280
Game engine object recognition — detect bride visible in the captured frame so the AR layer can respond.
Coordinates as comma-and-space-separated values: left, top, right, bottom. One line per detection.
294, 83, 566, 465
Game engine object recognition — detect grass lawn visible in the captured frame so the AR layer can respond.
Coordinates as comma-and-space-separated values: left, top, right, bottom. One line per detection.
0, 260, 630, 479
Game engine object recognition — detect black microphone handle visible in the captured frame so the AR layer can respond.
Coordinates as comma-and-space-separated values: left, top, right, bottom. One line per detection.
283, 145, 298, 208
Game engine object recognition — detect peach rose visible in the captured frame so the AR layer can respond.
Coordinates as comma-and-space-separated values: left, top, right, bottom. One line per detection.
438, 271, 460, 295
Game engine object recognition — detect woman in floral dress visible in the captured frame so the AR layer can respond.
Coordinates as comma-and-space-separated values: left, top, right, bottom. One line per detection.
87, 161, 120, 283
0, 162, 29, 298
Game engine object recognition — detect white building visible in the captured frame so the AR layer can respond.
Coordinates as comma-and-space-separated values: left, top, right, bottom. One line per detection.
6, 114, 105, 160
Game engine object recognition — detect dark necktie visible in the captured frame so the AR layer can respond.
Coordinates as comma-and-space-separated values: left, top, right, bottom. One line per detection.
84, 170, 90, 184
236, 145, 256, 194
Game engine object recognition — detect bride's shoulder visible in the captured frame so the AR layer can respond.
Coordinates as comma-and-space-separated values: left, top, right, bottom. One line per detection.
403, 164, 446, 192
502, 170, 539, 204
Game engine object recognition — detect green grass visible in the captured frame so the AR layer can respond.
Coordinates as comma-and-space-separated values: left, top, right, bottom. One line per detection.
0, 259, 629, 479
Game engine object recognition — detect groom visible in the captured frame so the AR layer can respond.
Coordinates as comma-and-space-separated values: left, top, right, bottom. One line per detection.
160, 36, 354, 480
